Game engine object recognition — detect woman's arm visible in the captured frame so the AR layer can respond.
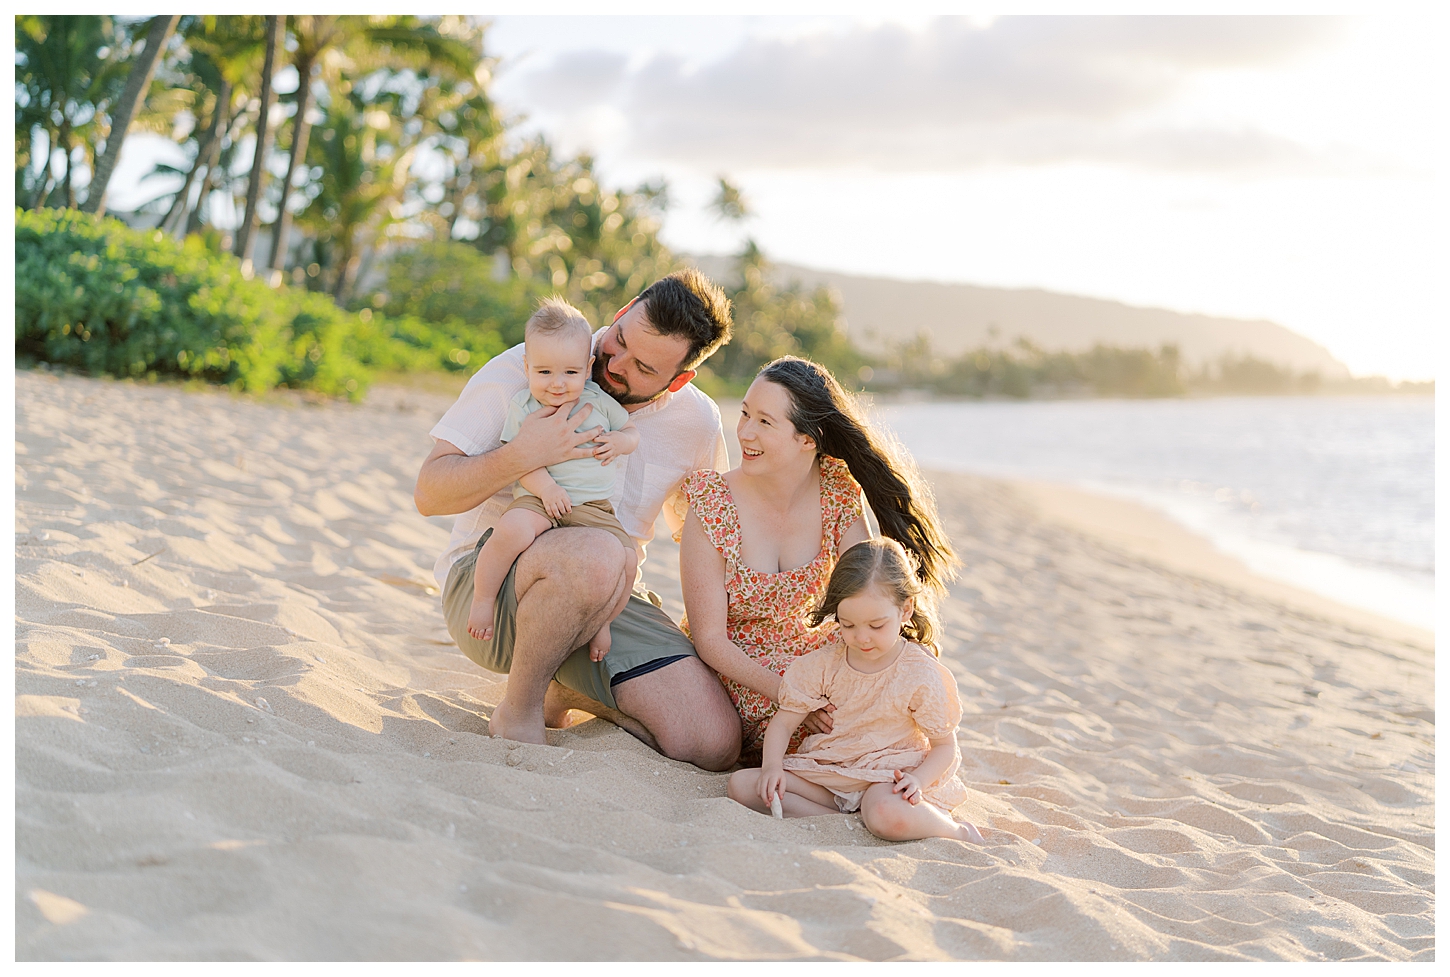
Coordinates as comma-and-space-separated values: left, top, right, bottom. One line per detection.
680, 508, 788, 701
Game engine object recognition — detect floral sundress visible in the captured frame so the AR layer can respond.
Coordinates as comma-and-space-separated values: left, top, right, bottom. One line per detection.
681, 455, 865, 753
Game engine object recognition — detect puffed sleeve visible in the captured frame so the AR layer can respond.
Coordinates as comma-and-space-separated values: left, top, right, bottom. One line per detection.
907, 658, 963, 739
777, 648, 832, 714
681, 469, 734, 556
820, 456, 866, 550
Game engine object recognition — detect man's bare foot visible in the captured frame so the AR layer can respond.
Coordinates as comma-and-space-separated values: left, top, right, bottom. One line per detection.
588, 623, 612, 663
466, 597, 496, 642
486, 695, 547, 744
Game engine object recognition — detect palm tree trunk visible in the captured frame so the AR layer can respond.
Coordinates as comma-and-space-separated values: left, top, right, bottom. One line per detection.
81, 14, 179, 217
60, 121, 75, 208
234, 15, 284, 267
187, 95, 245, 237
162, 79, 230, 235
267, 53, 315, 272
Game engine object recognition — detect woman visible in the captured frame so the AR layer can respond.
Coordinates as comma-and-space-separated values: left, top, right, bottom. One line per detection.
681, 356, 958, 757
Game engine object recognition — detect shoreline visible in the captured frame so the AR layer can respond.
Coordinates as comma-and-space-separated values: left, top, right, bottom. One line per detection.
999, 478, 1433, 653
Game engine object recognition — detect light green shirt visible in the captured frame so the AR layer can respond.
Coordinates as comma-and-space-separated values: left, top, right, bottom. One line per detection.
498, 380, 631, 504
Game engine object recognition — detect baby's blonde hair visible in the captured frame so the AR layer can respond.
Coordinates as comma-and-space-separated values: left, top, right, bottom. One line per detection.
525, 296, 592, 350
808, 538, 943, 655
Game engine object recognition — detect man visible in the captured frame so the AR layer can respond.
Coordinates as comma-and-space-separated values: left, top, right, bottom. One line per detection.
415, 269, 742, 770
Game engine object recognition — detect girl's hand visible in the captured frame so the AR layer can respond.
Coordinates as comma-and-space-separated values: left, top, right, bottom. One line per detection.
759, 766, 787, 809
802, 703, 836, 736
892, 769, 923, 805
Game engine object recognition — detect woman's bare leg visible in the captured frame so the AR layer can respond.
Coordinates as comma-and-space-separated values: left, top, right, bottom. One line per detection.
859, 782, 985, 843
728, 768, 840, 817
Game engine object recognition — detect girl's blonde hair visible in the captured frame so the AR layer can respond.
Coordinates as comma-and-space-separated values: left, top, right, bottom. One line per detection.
808, 538, 943, 655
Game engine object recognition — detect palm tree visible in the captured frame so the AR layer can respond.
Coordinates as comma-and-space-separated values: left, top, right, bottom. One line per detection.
14, 15, 129, 209
82, 13, 179, 216
233, 14, 282, 269
266, 14, 479, 273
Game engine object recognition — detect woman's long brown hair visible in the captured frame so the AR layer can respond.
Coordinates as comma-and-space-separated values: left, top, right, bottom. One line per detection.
757, 356, 959, 594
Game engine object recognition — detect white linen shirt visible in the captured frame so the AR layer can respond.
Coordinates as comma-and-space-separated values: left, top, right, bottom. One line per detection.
428, 338, 730, 589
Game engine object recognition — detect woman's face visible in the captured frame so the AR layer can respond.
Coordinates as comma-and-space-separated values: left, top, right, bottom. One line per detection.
738, 378, 816, 474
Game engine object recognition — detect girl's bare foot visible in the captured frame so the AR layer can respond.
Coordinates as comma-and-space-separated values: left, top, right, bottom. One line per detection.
466, 597, 495, 642
959, 821, 986, 844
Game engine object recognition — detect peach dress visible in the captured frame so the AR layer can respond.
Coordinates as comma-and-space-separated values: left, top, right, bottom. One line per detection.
777, 640, 969, 815
681, 456, 864, 753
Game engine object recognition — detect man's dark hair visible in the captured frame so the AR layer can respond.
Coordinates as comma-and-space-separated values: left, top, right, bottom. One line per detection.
636, 268, 733, 373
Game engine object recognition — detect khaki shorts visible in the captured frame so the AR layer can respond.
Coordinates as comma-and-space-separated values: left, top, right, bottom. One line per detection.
441, 529, 697, 711
503, 496, 636, 555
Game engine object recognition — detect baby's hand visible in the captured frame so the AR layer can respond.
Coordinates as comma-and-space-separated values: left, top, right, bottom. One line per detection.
592, 429, 637, 465
539, 483, 572, 519
892, 769, 923, 805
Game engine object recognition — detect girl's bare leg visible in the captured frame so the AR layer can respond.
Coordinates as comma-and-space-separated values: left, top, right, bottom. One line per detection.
859, 782, 985, 843
468, 508, 553, 641
727, 768, 840, 817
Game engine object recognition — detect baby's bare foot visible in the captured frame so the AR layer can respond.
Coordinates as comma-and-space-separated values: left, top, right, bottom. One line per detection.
467, 599, 496, 642
588, 625, 612, 662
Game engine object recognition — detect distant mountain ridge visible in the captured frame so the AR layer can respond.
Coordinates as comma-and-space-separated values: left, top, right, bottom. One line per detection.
687, 255, 1351, 379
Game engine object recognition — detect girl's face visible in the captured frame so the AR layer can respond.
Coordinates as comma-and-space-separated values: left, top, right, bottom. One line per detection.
835, 585, 914, 660
737, 378, 816, 474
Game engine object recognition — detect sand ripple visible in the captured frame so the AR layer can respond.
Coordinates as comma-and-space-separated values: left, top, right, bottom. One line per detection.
15, 371, 1433, 960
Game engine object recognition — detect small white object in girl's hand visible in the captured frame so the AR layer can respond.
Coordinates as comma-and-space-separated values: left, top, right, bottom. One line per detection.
770, 792, 783, 819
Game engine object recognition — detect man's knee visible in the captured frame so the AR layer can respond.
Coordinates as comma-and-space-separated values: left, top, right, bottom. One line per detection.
515, 529, 621, 607
653, 700, 741, 771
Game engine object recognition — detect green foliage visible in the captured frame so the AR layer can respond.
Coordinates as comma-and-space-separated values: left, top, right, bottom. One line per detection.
881, 335, 1186, 399
368, 240, 531, 349
13, 207, 414, 399
701, 242, 866, 394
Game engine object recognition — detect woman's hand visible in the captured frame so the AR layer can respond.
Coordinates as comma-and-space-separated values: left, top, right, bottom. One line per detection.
892, 769, 923, 805
801, 703, 836, 736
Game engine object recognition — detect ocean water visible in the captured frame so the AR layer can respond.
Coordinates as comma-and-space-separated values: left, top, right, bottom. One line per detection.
871, 396, 1435, 631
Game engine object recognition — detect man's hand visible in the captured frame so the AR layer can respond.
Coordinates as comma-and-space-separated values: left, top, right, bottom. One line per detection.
538, 483, 573, 519
892, 769, 923, 805
593, 423, 640, 465
515, 401, 601, 470
801, 703, 836, 736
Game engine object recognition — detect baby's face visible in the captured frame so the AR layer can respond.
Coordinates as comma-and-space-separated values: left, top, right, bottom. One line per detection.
524, 332, 594, 407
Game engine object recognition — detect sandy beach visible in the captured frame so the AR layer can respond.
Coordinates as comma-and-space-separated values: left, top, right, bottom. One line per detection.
15, 368, 1434, 961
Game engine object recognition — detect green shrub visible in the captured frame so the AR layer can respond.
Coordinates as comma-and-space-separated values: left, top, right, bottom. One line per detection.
13, 208, 508, 399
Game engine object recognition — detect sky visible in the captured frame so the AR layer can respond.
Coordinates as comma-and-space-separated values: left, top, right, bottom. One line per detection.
97, 10, 1446, 381
471, 13, 1445, 381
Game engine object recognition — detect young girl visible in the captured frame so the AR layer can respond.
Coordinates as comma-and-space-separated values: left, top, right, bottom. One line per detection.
727, 538, 986, 844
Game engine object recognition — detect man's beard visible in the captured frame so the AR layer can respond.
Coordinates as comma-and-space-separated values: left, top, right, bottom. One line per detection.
592, 357, 666, 407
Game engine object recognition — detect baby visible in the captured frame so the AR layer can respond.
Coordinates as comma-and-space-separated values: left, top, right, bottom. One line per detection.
467, 298, 640, 661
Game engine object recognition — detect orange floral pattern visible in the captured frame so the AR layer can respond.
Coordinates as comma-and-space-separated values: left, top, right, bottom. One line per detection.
682, 455, 865, 753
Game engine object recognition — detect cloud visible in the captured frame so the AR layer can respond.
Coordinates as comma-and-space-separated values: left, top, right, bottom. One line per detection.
515, 16, 1342, 172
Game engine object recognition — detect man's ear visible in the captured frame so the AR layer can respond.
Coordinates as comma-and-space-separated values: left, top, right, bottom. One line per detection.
667, 369, 696, 393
